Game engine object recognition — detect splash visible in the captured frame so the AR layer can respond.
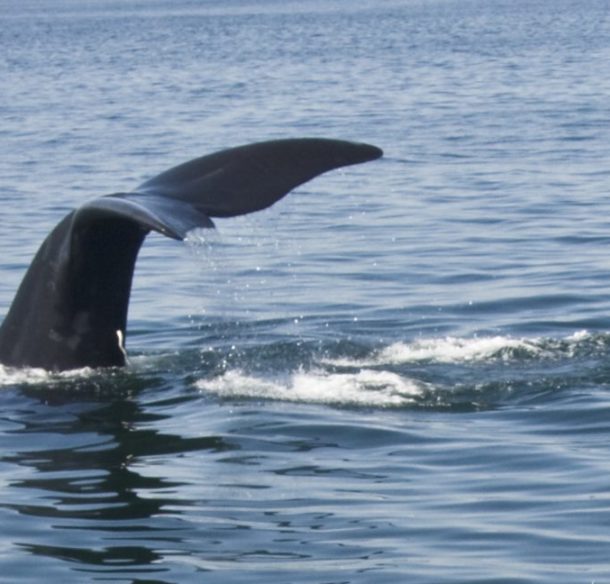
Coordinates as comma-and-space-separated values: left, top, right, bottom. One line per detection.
374, 336, 545, 364
196, 368, 424, 407
0, 364, 96, 387
325, 332, 598, 367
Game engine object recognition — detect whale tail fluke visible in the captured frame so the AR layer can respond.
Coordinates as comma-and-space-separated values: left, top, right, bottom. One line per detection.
82, 138, 383, 240
0, 138, 383, 370
136, 138, 383, 218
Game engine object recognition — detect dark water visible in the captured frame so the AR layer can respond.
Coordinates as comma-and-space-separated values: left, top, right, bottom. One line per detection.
2, 0, 610, 582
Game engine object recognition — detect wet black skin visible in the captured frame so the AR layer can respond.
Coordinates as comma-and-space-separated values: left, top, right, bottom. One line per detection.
0, 138, 382, 371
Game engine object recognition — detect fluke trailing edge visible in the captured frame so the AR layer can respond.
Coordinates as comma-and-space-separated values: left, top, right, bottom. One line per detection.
0, 138, 383, 371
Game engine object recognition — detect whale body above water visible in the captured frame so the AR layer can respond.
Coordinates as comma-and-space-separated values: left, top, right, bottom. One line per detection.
0, 138, 382, 371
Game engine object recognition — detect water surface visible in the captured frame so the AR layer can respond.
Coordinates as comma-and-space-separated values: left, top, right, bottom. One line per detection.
2, 0, 610, 582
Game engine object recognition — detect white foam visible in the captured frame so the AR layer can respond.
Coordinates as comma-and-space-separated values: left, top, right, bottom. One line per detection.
325, 335, 548, 367
376, 336, 544, 364
327, 330, 605, 368
196, 368, 423, 407
567, 330, 590, 341
0, 364, 95, 386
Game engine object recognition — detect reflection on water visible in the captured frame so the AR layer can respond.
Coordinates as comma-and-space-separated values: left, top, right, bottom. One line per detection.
1, 378, 233, 581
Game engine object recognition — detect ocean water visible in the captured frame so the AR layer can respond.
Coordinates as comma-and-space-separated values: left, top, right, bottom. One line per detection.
2, 0, 610, 582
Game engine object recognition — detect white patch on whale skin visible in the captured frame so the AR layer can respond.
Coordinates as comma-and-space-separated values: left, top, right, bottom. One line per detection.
116, 329, 128, 362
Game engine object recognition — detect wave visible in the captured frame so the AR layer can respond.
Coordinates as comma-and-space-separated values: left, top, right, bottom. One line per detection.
195, 368, 425, 407
324, 330, 596, 366
195, 330, 608, 408
0, 365, 95, 386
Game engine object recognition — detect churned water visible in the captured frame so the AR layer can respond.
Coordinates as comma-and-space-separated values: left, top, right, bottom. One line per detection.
2, 0, 610, 582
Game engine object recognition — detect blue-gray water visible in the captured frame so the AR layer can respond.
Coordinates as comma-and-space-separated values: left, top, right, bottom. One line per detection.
2, 0, 610, 582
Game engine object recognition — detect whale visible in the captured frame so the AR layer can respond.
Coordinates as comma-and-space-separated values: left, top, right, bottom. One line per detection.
0, 138, 382, 371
